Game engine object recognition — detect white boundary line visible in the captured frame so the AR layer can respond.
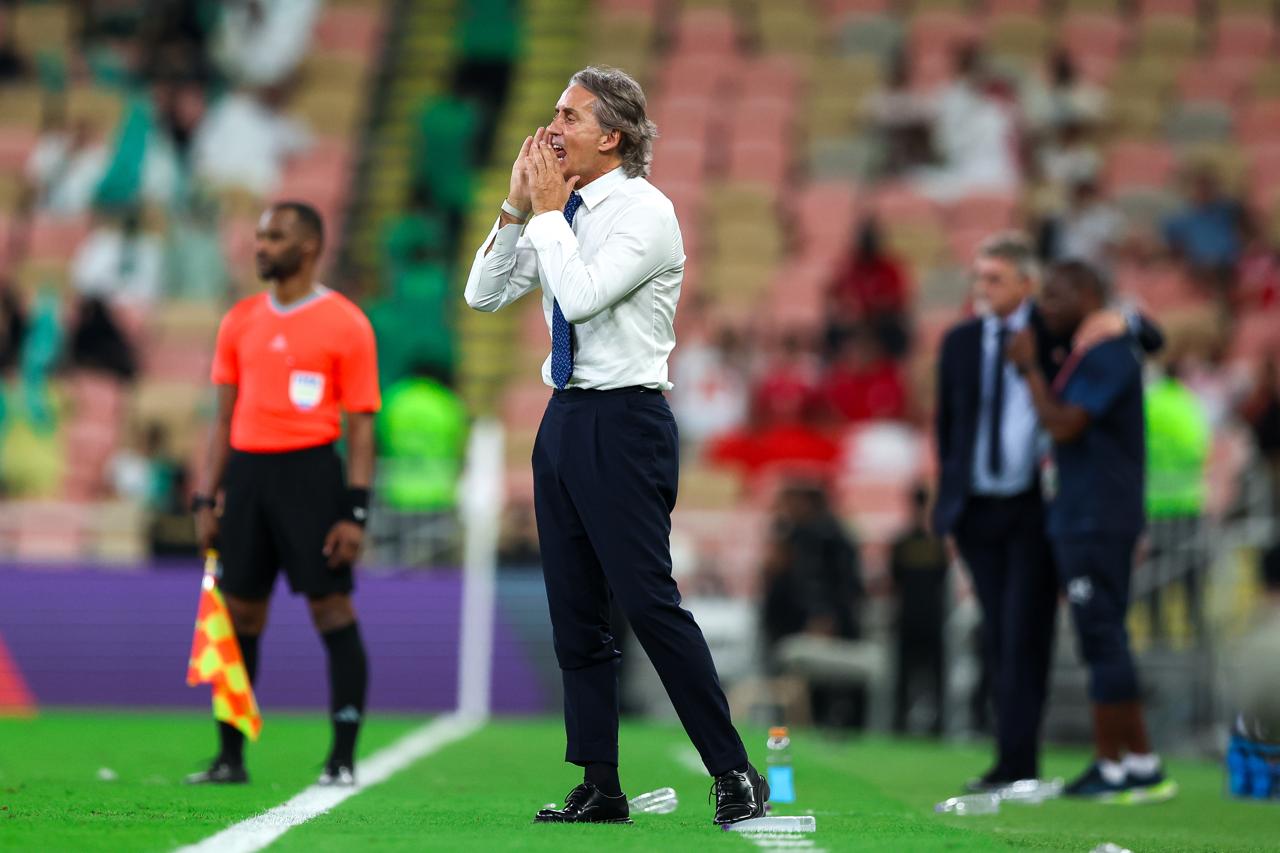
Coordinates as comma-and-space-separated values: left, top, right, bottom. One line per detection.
174, 714, 482, 853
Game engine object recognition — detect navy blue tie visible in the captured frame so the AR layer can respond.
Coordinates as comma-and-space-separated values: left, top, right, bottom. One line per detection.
551, 191, 583, 390
988, 322, 1008, 476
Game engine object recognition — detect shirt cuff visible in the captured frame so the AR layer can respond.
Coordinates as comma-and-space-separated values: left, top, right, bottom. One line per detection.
490, 220, 523, 254
523, 210, 576, 251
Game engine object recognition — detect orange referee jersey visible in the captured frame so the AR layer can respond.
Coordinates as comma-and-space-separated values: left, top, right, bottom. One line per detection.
211, 286, 381, 453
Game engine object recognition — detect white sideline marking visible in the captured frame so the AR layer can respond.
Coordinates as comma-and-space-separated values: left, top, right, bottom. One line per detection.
175, 714, 482, 853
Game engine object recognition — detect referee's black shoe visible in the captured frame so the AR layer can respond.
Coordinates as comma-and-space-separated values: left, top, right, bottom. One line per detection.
533, 782, 633, 824
711, 764, 770, 825
185, 758, 248, 785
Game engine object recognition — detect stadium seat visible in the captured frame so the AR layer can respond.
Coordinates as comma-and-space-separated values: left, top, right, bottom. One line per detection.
1106, 140, 1177, 191
1137, 0, 1200, 16
673, 9, 738, 55
1213, 13, 1275, 59
1136, 16, 1201, 60
1061, 13, 1131, 61
838, 15, 904, 62
0, 126, 36, 172
1165, 102, 1235, 145
314, 7, 383, 58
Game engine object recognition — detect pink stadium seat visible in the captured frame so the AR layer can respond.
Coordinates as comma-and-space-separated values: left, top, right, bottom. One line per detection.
869, 185, 941, 226
11, 503, 89, 558
1137, 0, 1198, 17
727, 140, 789, 187
26, 214, 91, 261
738, 56, 801, 100
69, 371, 126, 420
910, 49, 957, 91
1074, 51, 1120, 85
1213, 14, 1274, 59
657, 54, 739, 98
0, 125, 36, 171
1238, 99, 1280, 143
597, 0, 660, 15
727, 97, 793, 138
1229, 311, 1280, 362
143, 339, 211, 384
314, 7, 382, 57
673, 9, 738, 55
987, 0, 1044, 15
944, 192, 1019, 231
1178, 62, 1247, 105
947, 226, 996, 266
1060, 14, 1130, 59
502, 382, 552, 431
649, 97, 714, 141
649, 138, 706, 184
1105, 141, 1176, 190
822, 0, 892, 21
910, 12, 984, 58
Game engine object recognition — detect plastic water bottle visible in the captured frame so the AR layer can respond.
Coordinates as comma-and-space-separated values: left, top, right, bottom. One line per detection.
765, 726, 795, 803
934, 793, 1000, 815
628, 786, 678, 814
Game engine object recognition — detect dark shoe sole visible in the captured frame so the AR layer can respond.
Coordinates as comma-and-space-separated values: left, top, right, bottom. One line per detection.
714, 776, 771, 826
532, 815, 634, 825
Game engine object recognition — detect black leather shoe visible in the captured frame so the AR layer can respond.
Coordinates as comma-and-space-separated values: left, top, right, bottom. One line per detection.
534, 782, 633, 824
185, 758, 248, 785
711, 764, 769, 825
964, 768, 1021, 794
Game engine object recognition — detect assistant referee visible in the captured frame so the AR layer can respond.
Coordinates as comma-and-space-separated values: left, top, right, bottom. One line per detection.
466, 66, 766, 826
187, 202, 380, 787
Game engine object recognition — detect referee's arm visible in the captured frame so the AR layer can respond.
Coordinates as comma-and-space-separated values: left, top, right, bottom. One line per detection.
323, 410, 374, 569
194, 384, 237, 553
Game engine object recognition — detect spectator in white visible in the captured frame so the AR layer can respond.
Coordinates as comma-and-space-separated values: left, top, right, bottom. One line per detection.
25, 117, 108, 216
211, 0, 322, 89
1044, 179, 1126, 272
914, 44, 1020, 202
1023, 48, 1105, 137
671, 326, 750, 448
71, 208, 163, 307
192, 87, 311, 196
865, 50, 934, 177
1038, 120, 1101, 195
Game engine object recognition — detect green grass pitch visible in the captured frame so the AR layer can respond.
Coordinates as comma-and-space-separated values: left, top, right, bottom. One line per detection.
0, 710, 1273, 852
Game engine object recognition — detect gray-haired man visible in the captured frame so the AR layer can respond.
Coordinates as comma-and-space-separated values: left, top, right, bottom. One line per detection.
465, 66, 766, 826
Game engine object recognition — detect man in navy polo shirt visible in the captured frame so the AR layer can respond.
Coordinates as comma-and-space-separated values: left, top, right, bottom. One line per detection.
1007, 260, 1177, 804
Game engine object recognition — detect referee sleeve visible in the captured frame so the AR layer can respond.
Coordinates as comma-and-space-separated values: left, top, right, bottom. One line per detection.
210, 311, 239, 385
338, 312, 381, 413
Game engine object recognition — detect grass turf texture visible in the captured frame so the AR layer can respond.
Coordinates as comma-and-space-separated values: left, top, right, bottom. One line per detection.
0, 711, 1274, 852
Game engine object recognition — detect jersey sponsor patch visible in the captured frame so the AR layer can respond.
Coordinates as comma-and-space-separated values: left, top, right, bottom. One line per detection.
289, 370, 326, 411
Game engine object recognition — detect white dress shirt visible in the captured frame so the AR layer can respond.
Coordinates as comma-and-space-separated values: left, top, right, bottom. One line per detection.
464, 166, 684, 390
971, 300, 1041, 496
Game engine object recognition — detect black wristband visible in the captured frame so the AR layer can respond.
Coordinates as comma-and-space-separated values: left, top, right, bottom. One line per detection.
191, 494, 216, 513
346, 487, 370, 527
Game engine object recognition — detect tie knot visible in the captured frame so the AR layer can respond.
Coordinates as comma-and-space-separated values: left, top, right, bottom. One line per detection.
563, 191, 583, 225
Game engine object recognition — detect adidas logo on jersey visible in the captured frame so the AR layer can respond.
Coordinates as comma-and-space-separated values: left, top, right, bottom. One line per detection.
269, 334, 288, 352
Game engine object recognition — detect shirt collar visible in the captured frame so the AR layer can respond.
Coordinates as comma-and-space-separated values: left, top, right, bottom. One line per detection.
576, 166, 628, 211
986, 299, 1031, 333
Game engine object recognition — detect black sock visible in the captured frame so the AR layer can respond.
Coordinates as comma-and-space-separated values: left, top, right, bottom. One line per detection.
321, 621, 368, 767
585, 762, 621, 796
217, 633, 260, 766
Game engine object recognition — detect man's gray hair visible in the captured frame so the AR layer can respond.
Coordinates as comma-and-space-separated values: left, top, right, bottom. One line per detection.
568, 66, 659, 179
977, 231, 1040, 282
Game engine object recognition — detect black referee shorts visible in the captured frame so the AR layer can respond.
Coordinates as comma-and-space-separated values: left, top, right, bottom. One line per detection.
219, 443, 353, 601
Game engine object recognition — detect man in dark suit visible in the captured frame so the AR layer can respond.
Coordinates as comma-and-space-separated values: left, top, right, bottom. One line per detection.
934, 233, 1162, 791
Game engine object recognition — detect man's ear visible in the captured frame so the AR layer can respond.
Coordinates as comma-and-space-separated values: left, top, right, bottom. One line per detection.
598, 128, 621, 154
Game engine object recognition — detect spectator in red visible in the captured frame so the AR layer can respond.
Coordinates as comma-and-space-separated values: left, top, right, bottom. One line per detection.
828, 219, 911, 358
821, 327, 907, 424
750, 331, 822, 429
